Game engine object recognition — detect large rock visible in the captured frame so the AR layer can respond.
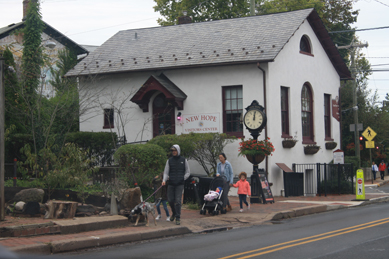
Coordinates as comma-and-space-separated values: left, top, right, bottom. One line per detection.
14, 201, 25, 211
13, 188, 44, 203
119, 187, 142, 211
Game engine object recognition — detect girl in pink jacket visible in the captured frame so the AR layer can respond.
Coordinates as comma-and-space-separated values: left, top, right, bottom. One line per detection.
232, 172, 251, 212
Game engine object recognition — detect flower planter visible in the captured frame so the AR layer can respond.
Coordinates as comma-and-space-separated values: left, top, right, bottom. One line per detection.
325, 142, 337, 150
245, 154, 266, 165
304, 145, 320, 155
282, 140, 297, 148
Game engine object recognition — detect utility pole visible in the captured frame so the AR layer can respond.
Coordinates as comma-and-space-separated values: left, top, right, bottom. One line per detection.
0, 56, 5, 220
337, 42, 368, 168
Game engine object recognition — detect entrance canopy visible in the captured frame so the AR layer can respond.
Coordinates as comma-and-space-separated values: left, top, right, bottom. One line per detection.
130, 73, 187, 112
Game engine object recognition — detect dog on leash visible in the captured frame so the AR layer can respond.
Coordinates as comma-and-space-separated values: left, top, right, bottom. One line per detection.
130, 198, 161, 227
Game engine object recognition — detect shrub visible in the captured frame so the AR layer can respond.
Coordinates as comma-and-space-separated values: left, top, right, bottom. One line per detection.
147, 134, 194, 158
114, 144, 166, 186
66, 132, 118, 166
148, 132, 235, 176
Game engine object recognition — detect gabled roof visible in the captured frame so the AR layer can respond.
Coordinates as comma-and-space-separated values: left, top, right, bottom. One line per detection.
66, 8, 350, 79
0, 21, 88, 56
131, 73, 187, 112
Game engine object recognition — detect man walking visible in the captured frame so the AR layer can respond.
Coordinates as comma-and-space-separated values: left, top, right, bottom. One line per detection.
379, 160, 386, 180
372, 161, 378, 181
162, 144, 190, 225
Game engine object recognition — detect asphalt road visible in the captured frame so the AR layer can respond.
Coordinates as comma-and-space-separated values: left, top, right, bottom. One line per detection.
50, 201, 389, 259
366, 182, 389, 194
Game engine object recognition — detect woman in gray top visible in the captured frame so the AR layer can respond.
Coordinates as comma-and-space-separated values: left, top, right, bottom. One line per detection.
216, 153, 234, 211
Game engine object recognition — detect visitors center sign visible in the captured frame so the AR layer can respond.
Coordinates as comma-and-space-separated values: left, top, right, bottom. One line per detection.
182, 113, 220, 133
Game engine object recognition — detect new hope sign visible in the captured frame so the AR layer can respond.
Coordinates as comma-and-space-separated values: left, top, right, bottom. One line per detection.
182, 113, 220, 133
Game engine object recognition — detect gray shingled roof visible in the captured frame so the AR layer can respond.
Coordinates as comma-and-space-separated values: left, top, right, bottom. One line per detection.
0, 21, 88, 56
66, 9, 329, 77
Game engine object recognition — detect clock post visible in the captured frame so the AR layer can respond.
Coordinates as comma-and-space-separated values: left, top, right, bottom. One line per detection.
243, 100, 273, 204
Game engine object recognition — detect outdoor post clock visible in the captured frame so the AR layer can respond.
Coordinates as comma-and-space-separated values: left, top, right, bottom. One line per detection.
243, 100, 267, 140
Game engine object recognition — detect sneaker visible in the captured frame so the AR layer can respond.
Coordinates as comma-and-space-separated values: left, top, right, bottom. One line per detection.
166, 217, 170, 222
239, 209, 243, 213
247, 204, 250, 210
176, 219, 181, 225
156, 215, 161, 220
169, 215, 175, 222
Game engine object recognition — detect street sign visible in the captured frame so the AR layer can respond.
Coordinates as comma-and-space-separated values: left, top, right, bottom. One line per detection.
356, 169, 365, 200
362, 126, 377, 141
366, 140, 375, 149
349, 123, 363, 132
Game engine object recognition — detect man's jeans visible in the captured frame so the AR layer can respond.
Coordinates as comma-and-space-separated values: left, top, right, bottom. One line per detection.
167, 184, 184, 220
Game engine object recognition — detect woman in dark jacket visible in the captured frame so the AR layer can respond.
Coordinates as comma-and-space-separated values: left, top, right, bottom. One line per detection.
152, 172, 170, 221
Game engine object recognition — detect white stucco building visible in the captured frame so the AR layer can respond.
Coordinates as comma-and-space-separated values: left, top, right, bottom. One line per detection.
66, 9, 351, 196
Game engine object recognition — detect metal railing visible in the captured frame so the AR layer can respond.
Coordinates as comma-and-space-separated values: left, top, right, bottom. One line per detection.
292, 163, 354, 196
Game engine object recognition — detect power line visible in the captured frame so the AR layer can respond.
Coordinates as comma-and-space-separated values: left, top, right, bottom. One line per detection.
329, 26, 389, 34
372, 0, 389, 8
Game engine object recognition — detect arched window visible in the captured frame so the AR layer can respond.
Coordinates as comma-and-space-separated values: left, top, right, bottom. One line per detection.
301, 83, 314, 142
300, 35, 312, 54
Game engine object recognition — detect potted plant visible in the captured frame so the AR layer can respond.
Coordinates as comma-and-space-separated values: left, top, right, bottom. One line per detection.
304, 144, 321, 155
325, 141, 337, 150
282, 132, 298, 148
238, 137, 275, 165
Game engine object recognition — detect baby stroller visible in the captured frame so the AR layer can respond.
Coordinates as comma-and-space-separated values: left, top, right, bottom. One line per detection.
200, 176, 229, 216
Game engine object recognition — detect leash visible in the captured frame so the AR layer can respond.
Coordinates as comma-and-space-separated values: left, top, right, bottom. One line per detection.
143, 185, 163, 203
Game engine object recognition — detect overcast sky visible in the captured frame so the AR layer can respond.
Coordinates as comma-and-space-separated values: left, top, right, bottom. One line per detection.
1, 0, 388, 102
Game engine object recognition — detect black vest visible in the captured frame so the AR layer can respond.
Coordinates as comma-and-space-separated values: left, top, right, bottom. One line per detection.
168, 156, 186, 186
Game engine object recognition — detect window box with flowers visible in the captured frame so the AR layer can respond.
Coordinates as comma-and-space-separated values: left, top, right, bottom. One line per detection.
282, 138, 298, 148
325, 141, 337, 150
304, 144, 321, 155
238, 137, 275, 165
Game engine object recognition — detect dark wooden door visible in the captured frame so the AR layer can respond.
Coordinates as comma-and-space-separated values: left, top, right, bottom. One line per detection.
152, 94, 175, 137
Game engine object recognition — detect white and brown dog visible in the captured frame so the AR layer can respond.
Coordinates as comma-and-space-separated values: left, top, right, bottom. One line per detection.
130, 198, 161, 227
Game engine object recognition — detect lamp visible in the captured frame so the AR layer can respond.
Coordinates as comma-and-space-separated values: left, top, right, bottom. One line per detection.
177, 112, 182, 120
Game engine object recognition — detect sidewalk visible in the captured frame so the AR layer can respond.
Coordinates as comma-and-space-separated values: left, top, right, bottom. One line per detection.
1, 180, 389, 256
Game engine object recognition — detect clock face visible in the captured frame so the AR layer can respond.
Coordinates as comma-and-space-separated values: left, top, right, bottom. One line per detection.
244, 109, 264, 130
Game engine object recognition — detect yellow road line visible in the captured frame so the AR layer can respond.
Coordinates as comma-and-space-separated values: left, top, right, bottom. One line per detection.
219, 217, 389, 259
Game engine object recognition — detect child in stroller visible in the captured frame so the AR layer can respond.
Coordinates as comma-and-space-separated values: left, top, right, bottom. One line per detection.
200, 176, 229, 215
204, 187, 222, 201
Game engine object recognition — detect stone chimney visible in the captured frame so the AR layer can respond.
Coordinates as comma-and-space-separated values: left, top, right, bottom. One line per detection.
23, 0, 37, 21
178, 11, 192, 25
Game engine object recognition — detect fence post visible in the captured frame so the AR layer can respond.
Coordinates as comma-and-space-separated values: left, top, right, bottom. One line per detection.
338, 163, 341, 195
13, 158, 17, 187
324, 167, 327, 197
317, 163, 321, 197
351, 163, 354, 194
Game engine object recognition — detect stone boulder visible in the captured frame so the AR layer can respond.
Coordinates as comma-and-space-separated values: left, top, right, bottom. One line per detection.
23, 202, 41, 216
14, 201, 25, 211
13, 188, 44, 203
119, 187, 142, 211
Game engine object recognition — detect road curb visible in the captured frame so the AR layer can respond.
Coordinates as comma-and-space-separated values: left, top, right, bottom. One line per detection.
271, 205, 327, 220
362, 196, 389, 205
50, 226, 191, 254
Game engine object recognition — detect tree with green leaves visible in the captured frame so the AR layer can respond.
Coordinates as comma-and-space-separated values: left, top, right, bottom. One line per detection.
21, 0, 44, 97
154, 0, 251, 26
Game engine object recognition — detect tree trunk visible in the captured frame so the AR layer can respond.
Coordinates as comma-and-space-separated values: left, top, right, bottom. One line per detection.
44, 200, 78, 219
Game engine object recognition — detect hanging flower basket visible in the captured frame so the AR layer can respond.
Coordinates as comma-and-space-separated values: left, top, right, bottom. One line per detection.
304, 145, 320, 155
325, 141, 337, 150
282, 139, 297, 148
245, 154, 266, 165
238, 138, 275, 165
